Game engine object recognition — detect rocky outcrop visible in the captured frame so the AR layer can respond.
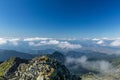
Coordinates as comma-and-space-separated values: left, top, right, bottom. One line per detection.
0, 57, 28, 78
51, 51, 66, 63
9, 56, 81, 80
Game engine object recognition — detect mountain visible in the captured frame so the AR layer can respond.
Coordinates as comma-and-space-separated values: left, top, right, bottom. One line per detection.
81, 69, 120, 80
28, 49, 56, 54
65, 50, 120, 61
0, 49, 35, 61
51, 51, 66, 63
0, 55, 81, 80
28, 49, 120, 61
0, 51, 120, 80
0, 57, 28, 78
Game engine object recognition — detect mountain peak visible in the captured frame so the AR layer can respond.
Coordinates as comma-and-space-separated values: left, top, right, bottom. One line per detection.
0, 57, 28, 79
9, 55, 81, 80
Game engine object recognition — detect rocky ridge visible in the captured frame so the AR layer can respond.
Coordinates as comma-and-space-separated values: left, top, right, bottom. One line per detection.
8, 56, 80, 80
0, 57, 28, 78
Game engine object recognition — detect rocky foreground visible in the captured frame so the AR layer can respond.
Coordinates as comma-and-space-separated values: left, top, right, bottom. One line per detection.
0, 55, 81, 80
0, 52, 120, 80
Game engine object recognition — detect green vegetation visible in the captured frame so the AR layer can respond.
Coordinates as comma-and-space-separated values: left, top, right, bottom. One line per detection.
0, 57, 15, 77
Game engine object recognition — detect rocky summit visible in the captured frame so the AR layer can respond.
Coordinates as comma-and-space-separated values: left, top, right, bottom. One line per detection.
8, 56, 81, 80
0, 57, 28, 79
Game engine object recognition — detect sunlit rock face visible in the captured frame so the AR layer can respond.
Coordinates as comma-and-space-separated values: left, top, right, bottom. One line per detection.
9, 56, 80, 80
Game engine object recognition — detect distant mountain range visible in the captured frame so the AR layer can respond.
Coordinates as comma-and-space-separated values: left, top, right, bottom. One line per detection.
0, 49, 35, 61
0, 53, 80, 80
0, 49, 120, 62
64, 50, 120, 61
1, 49, 120, 75
1, 37, 120, 55
0, 50, 120, 80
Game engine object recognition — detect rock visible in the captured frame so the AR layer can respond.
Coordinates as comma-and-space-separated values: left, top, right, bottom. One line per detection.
9, 56, 81, 80
51, 51, 66, 63
0, 77, 6, 80
0, 57, 28, 78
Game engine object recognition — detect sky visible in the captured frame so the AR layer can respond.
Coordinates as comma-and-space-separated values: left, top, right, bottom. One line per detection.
0, 0, 120, 38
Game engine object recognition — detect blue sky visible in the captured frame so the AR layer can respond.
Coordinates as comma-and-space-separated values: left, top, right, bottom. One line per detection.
0, 0, 120, 38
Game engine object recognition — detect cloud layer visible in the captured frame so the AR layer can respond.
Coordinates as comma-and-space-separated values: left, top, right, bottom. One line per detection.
66, 56, 114, 74
0, 38, 20, 46
0, 37, 120, 54
28, 39, 82, 49
110, 40, 120, 47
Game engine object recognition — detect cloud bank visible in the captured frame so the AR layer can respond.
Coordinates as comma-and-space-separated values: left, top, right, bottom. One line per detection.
0, 38, 20, 46
0, 38, 7, 45
66, 56, 114, 74
28, 39, 82, 49
0, 37, 120, 54
58, 41, 82, 49
110, 40, 120, 47
24, 37, 52, 41
96, 40, 104, 45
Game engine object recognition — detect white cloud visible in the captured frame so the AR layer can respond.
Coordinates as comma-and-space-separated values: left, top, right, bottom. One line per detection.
8, 38, 20, 46
29, 42, 37, 46
96, 40, 104, 45
92, 38, 100, 41
28, 40, 60, 46
110, 40, 120, 47
28, 39, 82, 49
0, 38, 7, 45
48, 40, 59, 44
66, 56, 113, 74
58, 41, 82, 49
92, 37, 119, 41
24, 37, 52, 41
0, 38, 20, 46
101, 37, 114, 40
40, 41, 47, 44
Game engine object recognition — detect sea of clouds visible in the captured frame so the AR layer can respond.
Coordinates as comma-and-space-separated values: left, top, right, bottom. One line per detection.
0, 37, 120, 54
65, 56, 114, 74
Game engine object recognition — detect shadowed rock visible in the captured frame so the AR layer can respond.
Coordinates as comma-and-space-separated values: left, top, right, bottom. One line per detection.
9, 56, 81, 80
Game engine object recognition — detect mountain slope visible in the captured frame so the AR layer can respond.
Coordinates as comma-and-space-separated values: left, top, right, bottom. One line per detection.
0, 57, 28, 78
51, 51, 66, 63
65, 50, 120, 61
9, 56, 81, 80
0, 50, 34, 61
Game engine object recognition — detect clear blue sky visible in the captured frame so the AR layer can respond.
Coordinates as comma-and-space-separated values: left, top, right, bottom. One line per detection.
0, 0, 120, 38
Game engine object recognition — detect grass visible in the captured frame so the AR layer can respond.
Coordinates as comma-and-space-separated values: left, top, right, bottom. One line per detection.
0, 57, 15, 77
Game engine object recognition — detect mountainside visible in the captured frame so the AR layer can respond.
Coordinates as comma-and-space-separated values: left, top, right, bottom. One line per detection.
1, 50, 120, 80
0, 57, 28, 78
51, 51, 66, 63
0, 55, 81, 80
65, 50, 120, 61
81, 70, 120, 80
81, 58, 120, 80
0, 50, 35, 61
